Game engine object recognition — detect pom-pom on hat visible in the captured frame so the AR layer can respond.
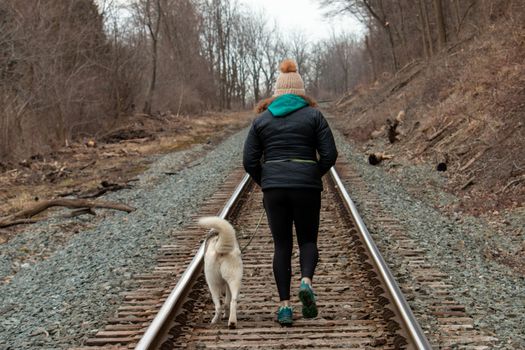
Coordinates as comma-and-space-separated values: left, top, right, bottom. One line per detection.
273, 59, 305, 97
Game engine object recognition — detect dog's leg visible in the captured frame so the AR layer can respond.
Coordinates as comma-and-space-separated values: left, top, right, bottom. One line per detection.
209, 285, 222, 324
223, 286, 231, 320
226, 280, 240, 329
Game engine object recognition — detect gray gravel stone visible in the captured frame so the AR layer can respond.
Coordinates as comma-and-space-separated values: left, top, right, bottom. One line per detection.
332, 129, 525, 349
2, 119, 522, 349
0, 129, 247, 349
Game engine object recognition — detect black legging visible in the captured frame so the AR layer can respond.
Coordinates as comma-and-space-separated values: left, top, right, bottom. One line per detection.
263, 188, 321, 301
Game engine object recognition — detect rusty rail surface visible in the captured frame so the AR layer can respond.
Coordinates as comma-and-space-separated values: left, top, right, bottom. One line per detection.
329, 167, 431, 349
75, 165, 439, 349
135, 173, 251, 350
130, 166, 430, 349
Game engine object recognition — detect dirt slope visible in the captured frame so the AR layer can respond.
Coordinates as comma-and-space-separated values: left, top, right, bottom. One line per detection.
331, 22, 524, 216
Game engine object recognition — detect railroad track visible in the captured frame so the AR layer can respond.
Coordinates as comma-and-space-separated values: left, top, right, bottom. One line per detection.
74, 162, 494, 349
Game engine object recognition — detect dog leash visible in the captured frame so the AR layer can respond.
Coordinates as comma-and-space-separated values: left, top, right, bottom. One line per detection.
240, 210, 265, 253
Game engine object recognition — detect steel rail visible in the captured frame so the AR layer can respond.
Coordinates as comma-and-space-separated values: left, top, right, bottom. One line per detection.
330, 167, 432, 349
135, 173, 251, 350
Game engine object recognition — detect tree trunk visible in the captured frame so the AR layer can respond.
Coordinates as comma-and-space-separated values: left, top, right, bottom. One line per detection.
453, 0, 461, 35
365, 35, 377, 81
362, 0, 398, 71
433, 0, 447, 50
420, 0, 434, 57
385, 25, 398, 71
417, 0, 429, 59
144, 0, 161, 115
143, 37, 157, 115
396, 0, 409, 62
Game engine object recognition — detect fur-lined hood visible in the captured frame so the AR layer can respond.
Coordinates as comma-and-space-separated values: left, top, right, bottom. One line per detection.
255, 94, 317, 114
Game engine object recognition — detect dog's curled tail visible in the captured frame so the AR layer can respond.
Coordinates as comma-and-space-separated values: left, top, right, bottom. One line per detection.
198, 216, 237, 254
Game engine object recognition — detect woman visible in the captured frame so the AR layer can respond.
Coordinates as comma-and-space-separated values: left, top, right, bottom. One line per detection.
243, 59, 338, 326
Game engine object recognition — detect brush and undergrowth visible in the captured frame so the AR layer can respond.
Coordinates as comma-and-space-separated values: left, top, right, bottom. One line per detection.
330, 18, 524, 274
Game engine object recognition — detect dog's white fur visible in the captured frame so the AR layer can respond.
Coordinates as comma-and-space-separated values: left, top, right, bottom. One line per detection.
198, 216, 243, 329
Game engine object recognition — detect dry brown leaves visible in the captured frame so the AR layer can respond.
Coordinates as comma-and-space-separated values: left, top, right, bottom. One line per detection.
330, 22, 524, 216
0, 111, 252, 234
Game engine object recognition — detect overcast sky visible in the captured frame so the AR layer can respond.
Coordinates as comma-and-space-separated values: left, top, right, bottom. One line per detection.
98, 0, 364, 42
239, 0, 364, 41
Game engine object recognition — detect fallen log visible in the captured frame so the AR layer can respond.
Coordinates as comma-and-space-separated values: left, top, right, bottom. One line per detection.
436, 154, 448, 172
64, 208, 97, 218
80, 181, 133, 199
0, 199, 135, 228
415, 119, 457, 156
460, 176, 475, 190
395, 110, 406, 124
389, 67, 422, 94
383, 111, 406, 144
0, 219, 38, 229
436, 162, 447, 171
370, 126, 386, 139
368, 152, 394, 165
459, 147, 490, 172
386, 119, 399, 144
79, 160, 96, 171
500, 175, 525, 193
427, 120, 454, 142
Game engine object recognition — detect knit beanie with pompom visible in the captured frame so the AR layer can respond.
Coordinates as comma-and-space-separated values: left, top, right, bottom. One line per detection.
273, 59, 305, 97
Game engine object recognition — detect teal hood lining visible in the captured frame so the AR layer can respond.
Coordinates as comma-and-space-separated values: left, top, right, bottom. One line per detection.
268, 94, 308, 117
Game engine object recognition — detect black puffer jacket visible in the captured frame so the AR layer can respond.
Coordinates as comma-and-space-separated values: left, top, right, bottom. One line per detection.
243, 106, 338, 190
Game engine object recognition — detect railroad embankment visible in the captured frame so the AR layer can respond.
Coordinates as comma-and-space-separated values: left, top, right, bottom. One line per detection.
331, 21, 524, 217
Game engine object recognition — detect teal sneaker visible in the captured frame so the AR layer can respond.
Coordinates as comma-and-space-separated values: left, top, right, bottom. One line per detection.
298, 281, 318, 318
277, 305, 293, 326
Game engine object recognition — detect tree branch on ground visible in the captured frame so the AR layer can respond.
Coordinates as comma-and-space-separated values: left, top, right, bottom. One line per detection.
0, 199, 135, 228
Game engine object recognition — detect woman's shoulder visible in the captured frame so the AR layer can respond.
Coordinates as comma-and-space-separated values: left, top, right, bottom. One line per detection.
250, 110, 273, 132
295, 106, 324, 123
253, 109, 273, 122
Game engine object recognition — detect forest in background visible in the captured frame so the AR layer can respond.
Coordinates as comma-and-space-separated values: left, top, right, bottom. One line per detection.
0, 0, 519, 160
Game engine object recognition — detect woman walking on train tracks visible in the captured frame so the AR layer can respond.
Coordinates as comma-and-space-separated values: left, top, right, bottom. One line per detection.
243, 59, 338, 326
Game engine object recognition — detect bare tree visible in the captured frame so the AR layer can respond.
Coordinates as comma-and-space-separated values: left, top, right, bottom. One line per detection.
418, 0, 433, 58
242, 11, 267, 102
142, 0, 162, 115
321, 0, 399, 71
1, 0, 113, 158
3, 0, 514, 162
433, 0, 447, 50
289, 31, 310, 78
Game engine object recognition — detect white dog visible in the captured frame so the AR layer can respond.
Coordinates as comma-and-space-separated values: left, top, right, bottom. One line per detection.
198, 216, 243, 329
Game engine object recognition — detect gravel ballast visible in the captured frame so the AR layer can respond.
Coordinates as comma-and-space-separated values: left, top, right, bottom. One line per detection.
332, 129, 524, 349
0, 129, 247, 349
1, 120, 523, 349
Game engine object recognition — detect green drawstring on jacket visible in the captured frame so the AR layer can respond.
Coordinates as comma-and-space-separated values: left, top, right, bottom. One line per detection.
265, 158, 317, 164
